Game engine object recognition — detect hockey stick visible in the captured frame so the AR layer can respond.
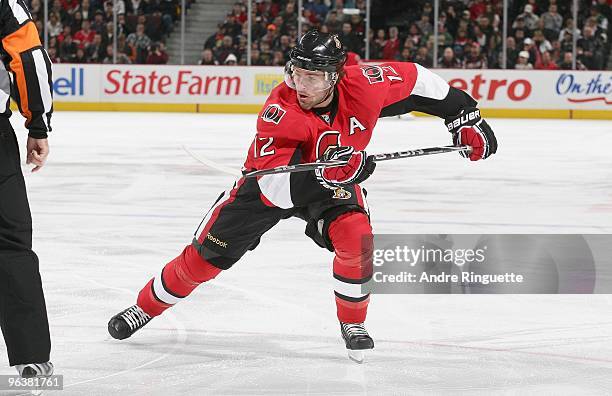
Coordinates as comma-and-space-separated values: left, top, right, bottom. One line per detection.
182, 145, 242, 177
244, 145, 471, 178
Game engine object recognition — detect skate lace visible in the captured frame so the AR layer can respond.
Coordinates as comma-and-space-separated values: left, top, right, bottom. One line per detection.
342, 322, 369, 337
121, 305, 151, 330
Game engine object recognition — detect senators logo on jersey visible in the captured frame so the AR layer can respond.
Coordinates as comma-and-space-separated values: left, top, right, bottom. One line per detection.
261, 104, 286, 124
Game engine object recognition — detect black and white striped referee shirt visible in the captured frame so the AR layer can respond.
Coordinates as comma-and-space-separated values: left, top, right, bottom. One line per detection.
0, 0, 53, 138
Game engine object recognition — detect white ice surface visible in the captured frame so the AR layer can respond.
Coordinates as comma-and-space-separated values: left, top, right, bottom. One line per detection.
1, 112, 612, 395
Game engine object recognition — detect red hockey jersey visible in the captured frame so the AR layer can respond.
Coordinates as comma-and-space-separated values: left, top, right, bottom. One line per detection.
243, 62, 476, 209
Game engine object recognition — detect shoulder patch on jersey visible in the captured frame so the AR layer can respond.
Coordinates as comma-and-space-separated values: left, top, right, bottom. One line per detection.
361, 65, 384, 84
261, 104, 286, 124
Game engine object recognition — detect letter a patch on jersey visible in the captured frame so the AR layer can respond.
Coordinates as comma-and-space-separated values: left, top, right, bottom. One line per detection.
349, 116, 366, 135
261, 104, 286, 124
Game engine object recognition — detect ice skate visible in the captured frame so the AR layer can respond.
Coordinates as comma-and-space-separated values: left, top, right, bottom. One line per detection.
340, 322, 374, 364
108, 305, 152, 340
16, 361, 54, 378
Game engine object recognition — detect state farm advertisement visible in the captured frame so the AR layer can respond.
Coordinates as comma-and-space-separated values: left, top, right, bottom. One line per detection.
52, 64, 611, 111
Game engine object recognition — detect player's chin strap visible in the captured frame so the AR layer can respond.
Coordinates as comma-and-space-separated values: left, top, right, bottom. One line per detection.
314, 85, 335, 108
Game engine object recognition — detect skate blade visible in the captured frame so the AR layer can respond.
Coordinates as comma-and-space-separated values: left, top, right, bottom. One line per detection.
347, 350, 365, 364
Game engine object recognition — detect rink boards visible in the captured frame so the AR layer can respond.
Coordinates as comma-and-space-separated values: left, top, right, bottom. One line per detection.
43, 64, 612, 119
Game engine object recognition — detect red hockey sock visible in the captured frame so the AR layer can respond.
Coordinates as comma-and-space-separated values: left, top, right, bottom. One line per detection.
328, 212, 373, 323
137, 245, 222, 317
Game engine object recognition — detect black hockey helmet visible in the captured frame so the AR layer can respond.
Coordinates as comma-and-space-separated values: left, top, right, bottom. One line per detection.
289, 30, 347, 74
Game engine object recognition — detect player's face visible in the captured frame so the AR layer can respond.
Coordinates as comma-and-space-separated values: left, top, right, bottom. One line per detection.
290, 67, 333, 110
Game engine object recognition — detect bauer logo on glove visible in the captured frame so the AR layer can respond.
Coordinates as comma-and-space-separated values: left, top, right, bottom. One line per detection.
444, 107, 498, 161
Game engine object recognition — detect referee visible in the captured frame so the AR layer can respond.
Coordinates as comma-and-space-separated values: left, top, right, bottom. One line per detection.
1, 0, 53, 378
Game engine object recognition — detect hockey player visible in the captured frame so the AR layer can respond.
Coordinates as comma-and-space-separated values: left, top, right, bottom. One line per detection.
109, 31, 497, 363
0, 0, 54, 378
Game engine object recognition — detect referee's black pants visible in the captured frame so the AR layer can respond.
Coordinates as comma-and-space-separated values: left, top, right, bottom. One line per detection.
0, 117, 50, 366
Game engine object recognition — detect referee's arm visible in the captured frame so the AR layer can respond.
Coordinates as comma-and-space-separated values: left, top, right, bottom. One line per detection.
0, 0, 53, 139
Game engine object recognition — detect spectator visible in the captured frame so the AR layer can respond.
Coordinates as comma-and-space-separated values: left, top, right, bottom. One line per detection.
57, 25, 72, 44
204, 24, 225, 50
102, 22, 114, 48
541, 4, 563, 41
277, 35, 292, 61
382, 26, 400, 60
214, 35, 237, 64
74, 47, 88, 63
413, 46, 432, 67
340, 22, 360, 54
533, 30, 552, 54
60, 0, 80, 15
272, 50, 285, 66
146, 42, 169, 64
259, 41, 272, 65
464, 43, 487, 69
116, 13, 132, 37
558, 18, 580, 42
223, 13, 242, 37
439, 47, 462, 68
431, 22, 454, 49
79, 0, 93, 20
70, 11, 84, 35
224, 53, 238, 65
350, 14, 364, 36
407, 23, 422, 47
102, 44, 132, 64
159, 0, 176, 33
47, 13, 63, 38
280, 2, 298, 28
515, 50, 533, 69
29, 0, 42, 20
48, 46, 61, 63
306, 0, 328, 21
60, 34, 77, 61
469, 0, 486, 20
505, 36, 519, 68
514, 4, 539, 32
126, 0, 145, 15
112, 0, 126, 16
85, 33, 105, 62
199, 48, 218, 65
416, 14, 433, 37
472, 25, 487, 48
535, 51, 558, 70
231, 2, 247, 24
126, 23, 152, 63
577, 26, 604, 70
91, 11, 107, 35
453, 28, 469, 59
558, 51, 586, 70
74, 20, 96, 48
324, 10, 342, 34
50, 0, 68, 24
369, 28, 385, 59
397, 47, 412, 62
521, 37, 537, 65
249, 48, 264, 65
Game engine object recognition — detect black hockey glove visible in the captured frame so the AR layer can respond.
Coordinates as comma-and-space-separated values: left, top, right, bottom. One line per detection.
316, 146, 376, 186
444, 107, 498, 161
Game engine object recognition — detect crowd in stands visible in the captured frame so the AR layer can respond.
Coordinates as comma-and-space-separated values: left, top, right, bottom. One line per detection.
28, 0, 610, 69
202, 0, 368, 65
34, 0, 182, 64
203, 0, 610, 70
